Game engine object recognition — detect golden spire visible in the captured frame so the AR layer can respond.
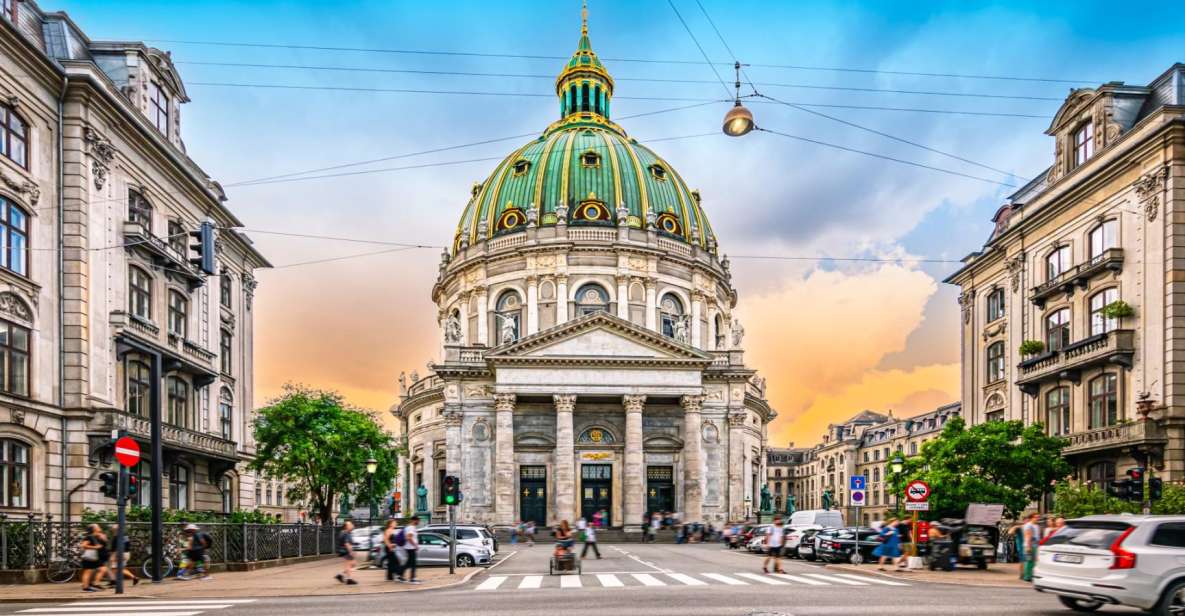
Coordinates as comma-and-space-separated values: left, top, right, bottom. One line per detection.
581, 0, 589, 36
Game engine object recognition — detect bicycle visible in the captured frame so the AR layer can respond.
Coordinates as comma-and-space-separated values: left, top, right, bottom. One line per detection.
46, 547, 81, 584
139, 553, 175, 580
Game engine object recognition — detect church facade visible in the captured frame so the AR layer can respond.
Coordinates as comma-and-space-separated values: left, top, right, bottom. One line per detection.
394, 13, 775, 527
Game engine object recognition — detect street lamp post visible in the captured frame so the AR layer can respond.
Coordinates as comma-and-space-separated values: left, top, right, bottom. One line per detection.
366, 457, 378, 522
890, 454, 904, 518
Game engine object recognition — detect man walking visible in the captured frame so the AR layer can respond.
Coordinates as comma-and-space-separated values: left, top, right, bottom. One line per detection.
396, 515, 421, 584
580, 521, 601, 559
1020, 512, 1041, 582
762, 517, 786, 574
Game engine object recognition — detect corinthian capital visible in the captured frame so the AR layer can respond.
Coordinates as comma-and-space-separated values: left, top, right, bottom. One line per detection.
553, 394, 577, 413
680, 394, 704, 413
494, 393, 516, 412
623, 394, 647, 414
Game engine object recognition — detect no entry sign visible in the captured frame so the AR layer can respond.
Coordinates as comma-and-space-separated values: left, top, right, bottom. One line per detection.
905, 479, 931, 502
114, 436, 141, 467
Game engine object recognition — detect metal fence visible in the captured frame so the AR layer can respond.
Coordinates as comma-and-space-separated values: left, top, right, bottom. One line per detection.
0, 515, 345, 572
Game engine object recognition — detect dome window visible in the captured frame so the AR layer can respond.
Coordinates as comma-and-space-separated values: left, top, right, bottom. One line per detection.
512, 160, 531, 176
496, 207, 527, 232
581, 150, 601, 168
656, 212, 682, 236
574, 197, 611, 224
649, 164, 667, 181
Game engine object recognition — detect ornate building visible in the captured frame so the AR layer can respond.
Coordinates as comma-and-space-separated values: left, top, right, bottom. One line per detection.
394, 12, 775, 527
946, 64, 1185, 484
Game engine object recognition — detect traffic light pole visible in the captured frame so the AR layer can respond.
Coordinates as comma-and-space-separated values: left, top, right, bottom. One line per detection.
448, 504, 456, 575
115, 465, 128, 594
149, 352, 164, 583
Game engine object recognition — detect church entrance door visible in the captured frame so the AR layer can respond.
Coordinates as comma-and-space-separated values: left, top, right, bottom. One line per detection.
580, 464, 612, 526
646, 466, 675, 514
519, 466, 547, 526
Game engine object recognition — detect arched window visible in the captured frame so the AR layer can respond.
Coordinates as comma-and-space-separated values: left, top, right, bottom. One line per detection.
714, 313, 725, 348
581, 83, 590, 112
1045, 308, 1071, 351
129, 266, 153, 320
594, 85, 602, 114
986, 287, 1005, 322
1089, 220, 1118, 260
0, 104, 27, 168
169, 464, 189, 510
128, 190, 153, 227
219, 387, 234, 441
1, 437, 29, 508
1089, 374, 1118, 429
1089, 288, 1119, 336
166, 376, 190, 429
167, 290, 188, 338
1045, 386, 1070, 435
494, 290, 522, 344
0, 317, 29, 396
0, 198, 28, 276
986, 341, 1005, 383
659, 293, 684, 339
1046, 246, 1071, 281
574, 284, 609, 316
872, 467, 880, 483
126, 359, 151, 416
576, 426, 615, 444
1073, 121, 1094, 167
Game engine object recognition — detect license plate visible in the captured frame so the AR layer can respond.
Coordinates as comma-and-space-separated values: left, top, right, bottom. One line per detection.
1053, 553, 1083, 564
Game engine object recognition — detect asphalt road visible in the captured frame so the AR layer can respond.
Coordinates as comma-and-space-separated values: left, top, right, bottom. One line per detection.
2, 543, 1144, 616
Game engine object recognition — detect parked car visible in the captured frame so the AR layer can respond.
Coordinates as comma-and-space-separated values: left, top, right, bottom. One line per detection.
785, 525, 822, 558
369, 531, 492, 569
351, 526, 383, 551
745, 525, 774, 552
1034, 514, 1185, 614
788, 510, 845, 529
421, 524, 499, 555
816, 527, 881, 564
794, 528, 823, 561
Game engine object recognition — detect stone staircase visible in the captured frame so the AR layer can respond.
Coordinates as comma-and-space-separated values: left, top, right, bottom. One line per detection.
493, 527, 679, 544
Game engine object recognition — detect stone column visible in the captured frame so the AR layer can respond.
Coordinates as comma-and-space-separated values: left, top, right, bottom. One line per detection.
459, 291, 472, 345
623, 394, 646, 530
526, 275, 539, 335
616, 275, 629, 320
644, 279, 657, 331
443, 405, 463, 517
727, 411, 746, 521
553, 394, 577, 524
690, 292, 704, 349
681, 395, 704, 523
556, 275, 569, 325
494, 394, 517, 525
476, 288, 489, 346
706, 304, 718, 351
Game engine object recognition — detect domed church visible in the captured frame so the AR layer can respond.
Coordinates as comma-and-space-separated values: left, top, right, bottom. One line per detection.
395, 8, 775, 527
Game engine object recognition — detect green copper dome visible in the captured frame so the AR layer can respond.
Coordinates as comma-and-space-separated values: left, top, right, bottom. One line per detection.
453, 11, 715, 252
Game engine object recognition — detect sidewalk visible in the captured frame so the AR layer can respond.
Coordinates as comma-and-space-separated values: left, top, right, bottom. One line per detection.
0, 556, 480, 602
824, 561, 1031, 588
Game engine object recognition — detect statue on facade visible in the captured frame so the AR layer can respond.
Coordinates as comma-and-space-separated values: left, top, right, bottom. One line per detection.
785, 493, 797, 517
759, 484, 772, 513
672, 315, 689, 344
822, 489, 833, 511
398, 372, 408, 395
444, 313, 462, 344
731, 318, 745, 347
415, 484, 429, 513
410, 370, 419, 384
496, 313, 518, 344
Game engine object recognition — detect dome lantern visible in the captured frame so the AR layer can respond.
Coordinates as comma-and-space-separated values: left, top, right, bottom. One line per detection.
555, 0, 615, 126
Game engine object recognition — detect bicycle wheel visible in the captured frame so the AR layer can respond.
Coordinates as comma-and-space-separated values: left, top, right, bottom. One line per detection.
45, 559, 76, 584
141, 556, 174, 579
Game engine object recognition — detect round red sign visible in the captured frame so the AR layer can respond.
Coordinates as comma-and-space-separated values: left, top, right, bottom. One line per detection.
905, 479, 931, 502
114, 436, 141, 467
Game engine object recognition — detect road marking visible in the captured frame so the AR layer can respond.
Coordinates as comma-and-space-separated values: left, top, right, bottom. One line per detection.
61, 602, 257, 606
519, 575, 543, 589
596, 573, 624, 587
805, 573, 865, 586
833, 573, 909, 586
476, 575, 509, 590
560, 575, 583, 588
734, 572, 790, 585
665, 573, 707, 586
770, 573, 830, 586
631, 573, 665, 586
700, 573, 748, 585
20, 612, 203, 616
21, 610, 223, 614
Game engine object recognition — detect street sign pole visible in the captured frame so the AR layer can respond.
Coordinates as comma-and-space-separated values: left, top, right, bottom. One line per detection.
149, 353, 163, 583
448, 504, 456, 575
115, 464, 127, 594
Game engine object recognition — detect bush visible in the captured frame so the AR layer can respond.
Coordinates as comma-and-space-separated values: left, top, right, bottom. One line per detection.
1053, 481, 1185, 517
1019, 340, 1046, 356
80, 507, 279, 524
1100, 300, 1135, 320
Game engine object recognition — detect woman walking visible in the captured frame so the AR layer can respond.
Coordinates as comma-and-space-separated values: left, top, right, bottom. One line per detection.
335, 520, 358, 585
79, 524, 108, 593
874, 518, 902, 571
381, 519, 400, 582
106, 524, 138, 587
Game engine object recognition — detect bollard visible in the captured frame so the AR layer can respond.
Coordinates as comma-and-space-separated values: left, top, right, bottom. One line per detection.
26, 512, 35, 570
1, 513, 8, 570
297, 521, 303, 558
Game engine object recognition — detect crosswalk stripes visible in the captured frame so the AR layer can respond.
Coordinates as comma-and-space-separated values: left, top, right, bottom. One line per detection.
16, 599, 256, 616
474, 571, 911, 592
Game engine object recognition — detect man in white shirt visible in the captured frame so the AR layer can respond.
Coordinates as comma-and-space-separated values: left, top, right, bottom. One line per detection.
762, 517, 786, 574
397, 515, 421, 585
580, 522, 601, 559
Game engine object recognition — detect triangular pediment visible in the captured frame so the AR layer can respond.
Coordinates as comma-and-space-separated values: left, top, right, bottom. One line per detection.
486, 312, 710, 364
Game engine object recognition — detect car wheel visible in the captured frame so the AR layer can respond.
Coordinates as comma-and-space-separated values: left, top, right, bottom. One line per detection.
456, 554, 475, 568
1154, 579, 1185, 616
1057, 596, 1102, 613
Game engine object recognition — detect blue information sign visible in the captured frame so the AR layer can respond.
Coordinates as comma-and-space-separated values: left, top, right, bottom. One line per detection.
850, 475, 866, 491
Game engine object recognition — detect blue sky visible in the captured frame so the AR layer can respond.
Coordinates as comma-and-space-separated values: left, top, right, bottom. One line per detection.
54, 0, 1185, 440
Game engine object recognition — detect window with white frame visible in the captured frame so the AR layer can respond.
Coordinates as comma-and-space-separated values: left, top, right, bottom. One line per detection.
1090, 288, 1119, 336
148, 82, 170, 136
0, 437, 28, 508
0, 198, 29, 277
167, 290, 188, 338
986, 341, 1006, 383
1046, 246, 1071, 281
1045, 308, 1071, 351
129, 266, 152, 320
1045, 386, 1071, 436
986, 287, 1005, 322
1089, 220, 1117, 260
1073, 122, 1094, 167
169, 464, 189, 510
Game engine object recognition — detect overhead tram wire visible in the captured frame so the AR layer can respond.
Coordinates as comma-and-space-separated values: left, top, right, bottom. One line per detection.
147, 38, 1096, 84
666, 0, 733, 99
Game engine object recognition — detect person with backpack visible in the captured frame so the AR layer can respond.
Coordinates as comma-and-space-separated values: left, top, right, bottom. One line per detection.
381, 519, 400, 581
335, 520, 358, 585
394, 515, 421, 584
181, 524, 213, 580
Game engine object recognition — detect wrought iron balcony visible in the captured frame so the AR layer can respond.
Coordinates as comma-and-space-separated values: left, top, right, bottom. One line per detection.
95, 409, 239, 461
1030, 270, 1078, 308
1016, 329, 1135, 394
1062, 419, 1166, 456
1030, 249, 1124, 308
122, 221, 204, 289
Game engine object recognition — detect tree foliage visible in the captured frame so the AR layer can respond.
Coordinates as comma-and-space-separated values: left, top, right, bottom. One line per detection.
81, 507, 279, 524
901, 416, 1072, 519
1053, 481, 1185, 517
249, 384, 399, 523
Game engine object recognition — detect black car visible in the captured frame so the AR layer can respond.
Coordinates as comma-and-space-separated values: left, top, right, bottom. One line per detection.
794, 528, 823, 561
816, 527, 881, 564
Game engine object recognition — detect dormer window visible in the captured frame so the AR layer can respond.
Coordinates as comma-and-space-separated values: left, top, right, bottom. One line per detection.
148, 81, 170, 136
1073, 121, 1094, 167
512, 160, 530, 176
581, 151, 601, 167
649, 164, 667, 181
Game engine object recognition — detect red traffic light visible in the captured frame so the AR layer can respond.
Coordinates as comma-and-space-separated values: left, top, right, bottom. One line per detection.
1128, 468, 1144, 481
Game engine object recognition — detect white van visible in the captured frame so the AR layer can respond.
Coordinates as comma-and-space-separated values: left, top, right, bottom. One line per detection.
788, 510, 845, 529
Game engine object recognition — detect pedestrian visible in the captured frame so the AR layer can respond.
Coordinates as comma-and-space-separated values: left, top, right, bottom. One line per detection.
874, 517, 902, 571
593, 509, 604, 529
335, 520, 358, 585
180, 524, 213, 580
762, 516, 786, 574
79, 523, 107, 593
525, 520, 536, 547
381, 519, 399, 581
396, 515, 421, 584
1020, 512, 1040, 582
510, 520, 520, 545
1045, 516, 1065, 540
893, 519, 912, 569
650, 513, 661, 542
105, 524, 138, 587
580, 521, 601, 559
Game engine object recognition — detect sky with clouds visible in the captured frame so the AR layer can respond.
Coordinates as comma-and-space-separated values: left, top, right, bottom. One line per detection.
58, 0, 1185, 443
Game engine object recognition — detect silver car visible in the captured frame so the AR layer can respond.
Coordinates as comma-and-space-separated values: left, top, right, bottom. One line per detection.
1034, 514, 1185, 614
421, 524, 498, 555
370, 531, 492, 568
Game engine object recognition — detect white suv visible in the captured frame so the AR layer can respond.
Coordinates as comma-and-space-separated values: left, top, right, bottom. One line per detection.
1034, 514, 1185, 614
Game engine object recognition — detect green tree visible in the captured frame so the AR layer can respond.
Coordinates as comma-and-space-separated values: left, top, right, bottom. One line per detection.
902, 416, 1072, 519
1051, 482, 1137, 518
249, 384, 400, 524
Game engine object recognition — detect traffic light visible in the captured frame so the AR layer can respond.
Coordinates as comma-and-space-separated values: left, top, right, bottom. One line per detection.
188, 221, 216, 276
99, 471, 118, 499
1128, 468, 1145, 502
1150, 477, 1164, 501
443, 475, 462, 506
127, 474, 139, 500
1107, 479, 1131, 500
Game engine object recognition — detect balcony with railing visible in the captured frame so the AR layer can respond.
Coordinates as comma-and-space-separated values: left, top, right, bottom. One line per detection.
1030, 248, 1124, 308
441, 345, 487, 365
1016, 329, 1135, 394
112, 311, 219, 387
1062, 419, 1167, 456
122, 220, 204, 289
97, 409, 239, 460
